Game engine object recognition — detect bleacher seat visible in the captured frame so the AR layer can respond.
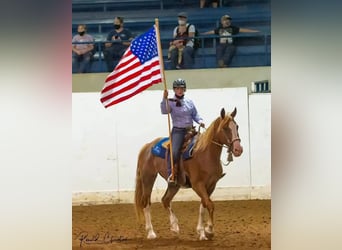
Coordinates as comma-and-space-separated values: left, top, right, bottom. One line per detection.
72, 0, 165, 12
72, 0, 271, 72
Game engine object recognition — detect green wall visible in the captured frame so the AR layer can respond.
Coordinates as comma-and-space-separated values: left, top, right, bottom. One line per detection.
72, 66, 271, 93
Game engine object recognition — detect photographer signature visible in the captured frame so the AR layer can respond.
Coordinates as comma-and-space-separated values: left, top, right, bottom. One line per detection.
77, 231, 127, 247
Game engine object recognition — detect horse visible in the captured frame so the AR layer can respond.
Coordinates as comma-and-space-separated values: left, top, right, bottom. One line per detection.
134, 107, 243, 240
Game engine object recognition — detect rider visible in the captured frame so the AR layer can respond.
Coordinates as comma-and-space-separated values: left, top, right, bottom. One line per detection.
160, 78, 205, 184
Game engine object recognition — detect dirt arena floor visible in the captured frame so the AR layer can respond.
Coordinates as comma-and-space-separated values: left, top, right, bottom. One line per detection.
73, 199, 271, 250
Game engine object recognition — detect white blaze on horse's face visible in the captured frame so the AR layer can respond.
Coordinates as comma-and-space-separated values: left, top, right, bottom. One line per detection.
228, 119, 243, 156
219, 118, 237, 145
228, 120, 240, 144
218, 108, 243, 157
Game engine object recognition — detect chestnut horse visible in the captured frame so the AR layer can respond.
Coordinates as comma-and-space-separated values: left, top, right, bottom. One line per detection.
134, 107, 243, 240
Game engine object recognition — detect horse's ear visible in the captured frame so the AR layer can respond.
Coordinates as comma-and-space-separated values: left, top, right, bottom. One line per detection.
231, 107, 237, 118
220, 108, 225, 119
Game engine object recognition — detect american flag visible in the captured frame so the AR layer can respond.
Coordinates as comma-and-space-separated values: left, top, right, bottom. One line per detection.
100, 26, 162, 108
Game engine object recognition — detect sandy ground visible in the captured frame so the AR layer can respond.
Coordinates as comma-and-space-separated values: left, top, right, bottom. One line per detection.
73, 199, 270, 249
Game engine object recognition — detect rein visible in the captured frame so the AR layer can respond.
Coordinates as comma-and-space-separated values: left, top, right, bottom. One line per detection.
211, 140, 234, 166
198, 123, 240, 166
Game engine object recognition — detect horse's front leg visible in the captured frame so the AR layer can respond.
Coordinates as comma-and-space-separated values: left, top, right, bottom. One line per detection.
196, 203, 207, 240
204, 200, 214, 239
196, 201, 215, 240
192, 181, 215, 240
143, 204, 157, 239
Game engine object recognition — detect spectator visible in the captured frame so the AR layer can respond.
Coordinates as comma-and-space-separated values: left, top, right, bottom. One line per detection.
200, 0, 218, 8
168, 12, 196, 70
72, 24, 94, 73
103, 17, 134, 72
202, 14, 259, 67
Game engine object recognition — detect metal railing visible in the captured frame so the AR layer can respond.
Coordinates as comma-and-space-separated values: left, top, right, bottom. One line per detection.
72, 33, 271, 73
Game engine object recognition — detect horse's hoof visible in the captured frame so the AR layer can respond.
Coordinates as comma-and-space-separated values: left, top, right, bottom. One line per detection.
170, 223, 179, 233
147, 231, 157, 239
205, 226, 214, 239
199, 235, 208, 240
205, 231, 214, 240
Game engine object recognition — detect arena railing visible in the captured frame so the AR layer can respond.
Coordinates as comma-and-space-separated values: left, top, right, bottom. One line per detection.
72, 32, 270, 73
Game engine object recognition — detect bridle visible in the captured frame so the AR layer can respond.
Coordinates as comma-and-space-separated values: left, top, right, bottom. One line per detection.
210, 120, 241, 166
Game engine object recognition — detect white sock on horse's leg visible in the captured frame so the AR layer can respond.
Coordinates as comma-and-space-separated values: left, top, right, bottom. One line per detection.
205, 201, 214, 238
143, 205, 157, 239
168, 206, 179, 233
197, 203, 208, 240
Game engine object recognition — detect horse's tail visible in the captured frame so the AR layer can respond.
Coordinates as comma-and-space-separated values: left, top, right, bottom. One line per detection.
134, 144, 147, 222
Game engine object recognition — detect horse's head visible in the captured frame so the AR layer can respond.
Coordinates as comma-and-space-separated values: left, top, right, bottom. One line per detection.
217, 107, 243, 157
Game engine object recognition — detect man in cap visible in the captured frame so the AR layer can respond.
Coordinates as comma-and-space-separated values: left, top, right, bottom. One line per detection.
168, 12, 196, 69
202, 14, 259, 67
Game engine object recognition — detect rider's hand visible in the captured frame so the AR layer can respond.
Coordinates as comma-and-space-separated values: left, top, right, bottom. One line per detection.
163, 89, 168, 99
199, 122, 205, 128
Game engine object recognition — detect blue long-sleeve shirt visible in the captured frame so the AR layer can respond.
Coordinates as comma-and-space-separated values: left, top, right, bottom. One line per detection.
160, 95, 203, 128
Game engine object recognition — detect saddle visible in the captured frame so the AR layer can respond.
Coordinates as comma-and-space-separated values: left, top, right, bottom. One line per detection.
151, 126, 198, 160
151, 127, 199, 188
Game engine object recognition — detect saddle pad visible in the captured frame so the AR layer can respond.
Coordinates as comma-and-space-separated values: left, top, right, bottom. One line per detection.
151, 137, 196, 160
151, 137, 169, 158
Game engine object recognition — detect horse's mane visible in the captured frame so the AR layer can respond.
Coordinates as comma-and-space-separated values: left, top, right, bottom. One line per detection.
195, 114, 232, 152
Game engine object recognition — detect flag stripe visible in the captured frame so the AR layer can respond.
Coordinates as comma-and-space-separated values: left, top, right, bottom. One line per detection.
100, 58, 161, 103
101, 72, 162, 107
103, 83, 157, 108
104, 51, 138, 84
102, 57, 159, 95
101, 71, 161, 103
100, 26, 162, 108
102, 77, 161, 108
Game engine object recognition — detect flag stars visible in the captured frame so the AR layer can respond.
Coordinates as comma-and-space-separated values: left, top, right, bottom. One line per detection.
100, 26, 162, 108
131, 27, 158, 64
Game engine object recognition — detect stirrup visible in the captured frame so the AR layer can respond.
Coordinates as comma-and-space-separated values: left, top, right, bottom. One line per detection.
167, 175, 176, 184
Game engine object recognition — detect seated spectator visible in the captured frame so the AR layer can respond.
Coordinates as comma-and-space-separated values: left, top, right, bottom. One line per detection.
72, 24, 94, 73
168, 12, 196, 70
202, 14, 259, 67
200, 0, 218, 8
103, 16, 134, 72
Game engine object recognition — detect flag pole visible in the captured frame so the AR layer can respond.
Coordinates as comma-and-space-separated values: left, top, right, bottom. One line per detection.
155, 18, 175, 182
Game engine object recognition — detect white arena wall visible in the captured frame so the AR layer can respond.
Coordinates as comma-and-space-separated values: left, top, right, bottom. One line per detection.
72, 87, 271, 205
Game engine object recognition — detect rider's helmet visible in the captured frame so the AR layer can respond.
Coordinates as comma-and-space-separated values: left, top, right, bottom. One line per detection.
172, 78, 186, 90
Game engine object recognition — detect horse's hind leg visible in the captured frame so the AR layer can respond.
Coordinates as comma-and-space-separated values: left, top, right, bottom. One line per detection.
141, 172, 158, 239
161, 184, 180, 233
143, 204, 156, 239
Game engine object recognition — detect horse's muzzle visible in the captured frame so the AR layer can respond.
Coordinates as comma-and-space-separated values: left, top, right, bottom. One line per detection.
232, 141, 243, 157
